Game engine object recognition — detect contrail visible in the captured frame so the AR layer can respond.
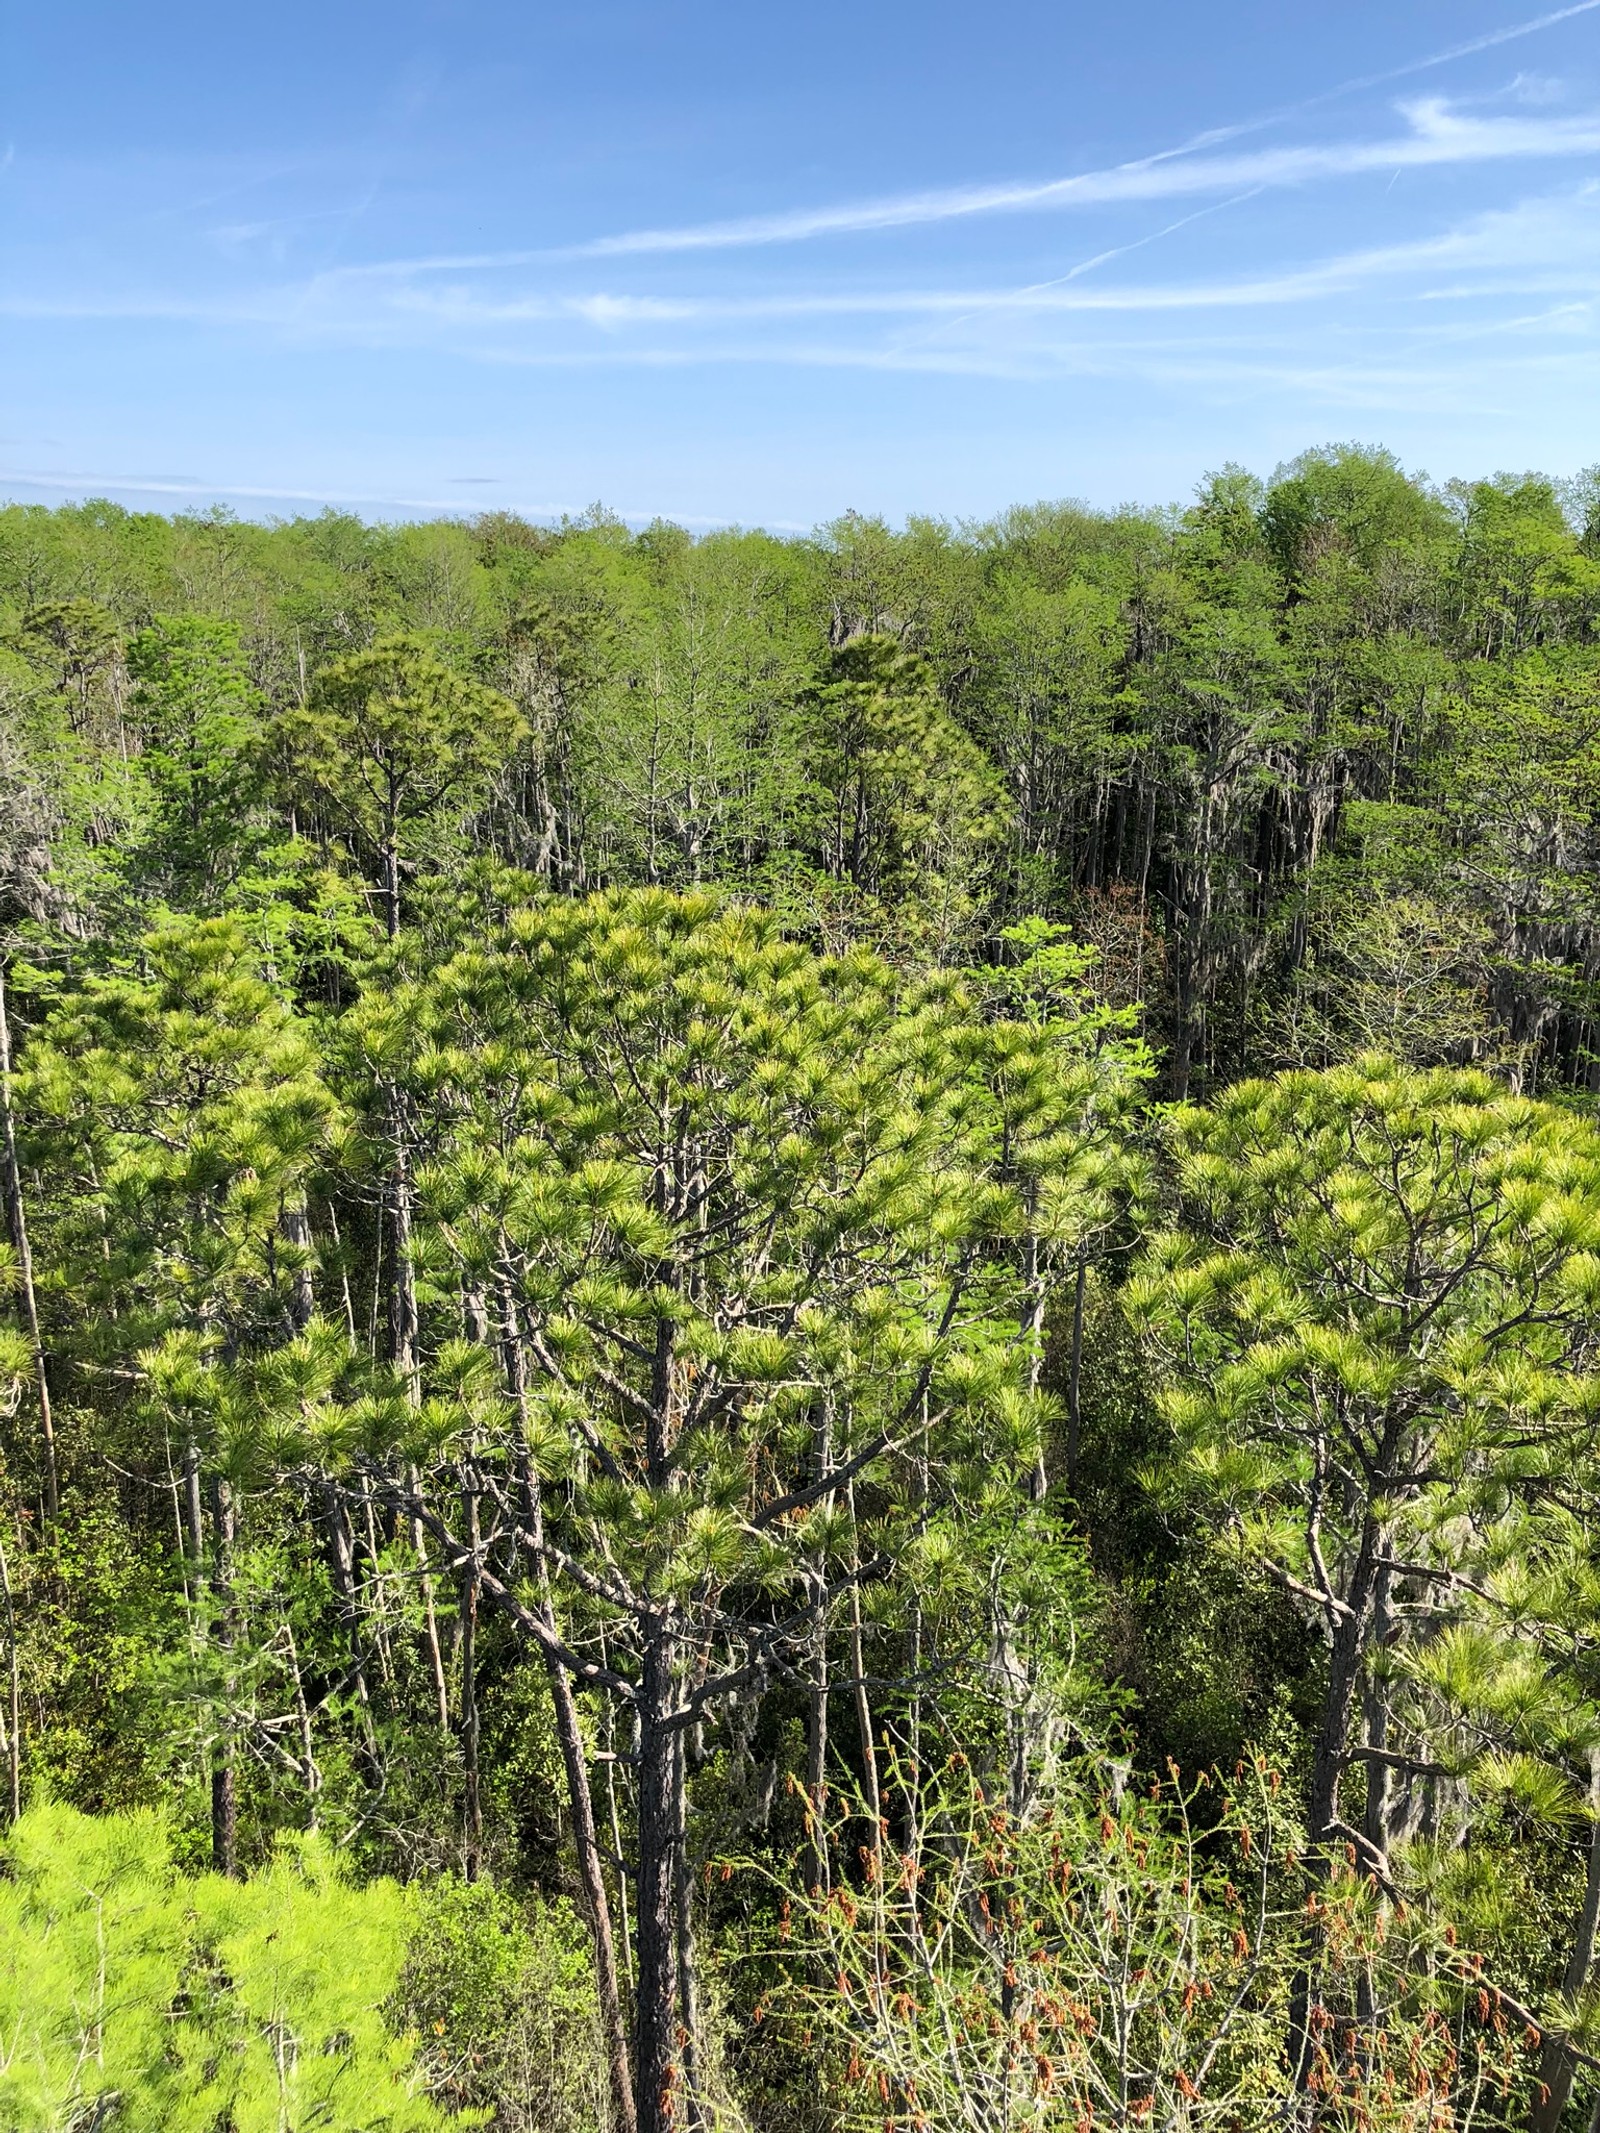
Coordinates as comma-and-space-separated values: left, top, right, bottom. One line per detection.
297, 0, 1600, 280
561, 106, 1600, 258
560, 0, 1600, 259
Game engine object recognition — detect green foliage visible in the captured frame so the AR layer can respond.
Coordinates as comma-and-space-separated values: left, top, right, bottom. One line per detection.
10, 467, 1600, 2131
396, 884, 1065, 1624
126, 614, 268, 903
276, 634, 525, 934
14, 1497, 180, 1815
800, 634, 1009, 947
1130, 1057, 1600, 1570
0, 1802, 457, 2132
1261, 442, 1451, 582
395, 1878, 606, 2132
22, 912, 340, 1393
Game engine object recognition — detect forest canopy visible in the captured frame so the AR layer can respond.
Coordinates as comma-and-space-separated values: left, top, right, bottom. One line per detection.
5, 445, 1600, 2132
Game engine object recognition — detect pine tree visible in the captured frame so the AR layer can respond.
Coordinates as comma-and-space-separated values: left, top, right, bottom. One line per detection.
276, 634, 525, 937
342, 886, 1054, 2133
1128, 1056, 1600, 1872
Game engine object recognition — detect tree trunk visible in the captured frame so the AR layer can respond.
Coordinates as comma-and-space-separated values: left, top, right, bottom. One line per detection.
635, 1632, 681, 2133
1308, 1519, 1382, 1848
283, 1617, 320, 1828
316, 1479, 380, 1770
1361, 1559, 1395, 1864
1293, 1514, 1382, 2088
411, 1480, 451, 1735
1023, 1220, 1048, 1503
804, 1398, 833, 1892
210, 1475, 239, 1878
382, 838, 402, 940
458, 1468, 483, 1882
385, 1090, 450, 1730
543, 1634, 638, 2133
0, 1533, 20, 1823
183, 1441, 205, 1571
1532, 1753, 1600, 2133
847, 1480, 882, 1847
674, 1727, 707, 2133
805, 1620, 829, 1895
546, 1632, 637, 2133
1065, 1247, 1088, 1493
0, 964, 57, 1519
281, 1201, 316, 1333
387, 1105, 421, 1399
502, 1289, 637, 2133
604, 1688, 636, 1988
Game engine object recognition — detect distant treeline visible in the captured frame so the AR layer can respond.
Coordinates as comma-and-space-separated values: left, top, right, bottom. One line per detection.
5, 442, 1600, 1095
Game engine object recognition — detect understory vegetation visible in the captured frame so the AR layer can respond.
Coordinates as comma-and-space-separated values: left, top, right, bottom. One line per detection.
5, 446, 1600, 2130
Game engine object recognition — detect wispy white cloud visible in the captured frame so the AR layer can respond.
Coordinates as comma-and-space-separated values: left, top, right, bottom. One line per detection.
1125, 0, 1600, 155
1294, 0, 1600, 107
5, 183, 1598, 338
337, 186, 1600, 328
0, 467, 518, 510
431, 333, 1599, 418
282, 92, 1600, 291
1506, 71, 1571, 104
210, 199, 377, 252
556, 99, 1600, 257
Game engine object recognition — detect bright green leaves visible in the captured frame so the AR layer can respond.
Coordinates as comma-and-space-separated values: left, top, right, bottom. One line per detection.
1135, 1051, 1600, 1858
376, 885, 1100, 1731
1261, 444, 1451, 586
20, 914, 345, 1474
1145, 1059, 1600, 1457
23, 934, 373, 1858
0, 1802, 458, 2133
1141, 1058, 1600, 1513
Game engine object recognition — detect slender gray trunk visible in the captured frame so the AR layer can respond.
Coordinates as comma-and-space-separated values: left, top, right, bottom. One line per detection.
0, 964, 56, 1518
546, 1623, 637, 2133
1065, 1247, 1088, 1493
847, 1480, 881, 1846
1023, 1220, 1048, 1503
388, 1104, 421, 1397
382, 839, 402, 940
1293, 1513, 1384, 2089
210, 1475, 239, 1878
0, 1533, 20, 1822
284, 1616, 320, 1828
1308, 1516, 1383, 1847
1361, 1559, 1395, 1864
316, 1479, 380, 1766
805, 1400, 832, 1893
605, 1693, 636, 1988
410, 1478, 451, 1735
386, 1091, 449, 1730
635, 1631, 681, 2133
458, 1469, 483, 1882
805, 1624, 829, 1896
674, 1727, 706, 2133
281, 1202, 315, 1332
502, 1288, 637, 2133
1532, 1753, 1600, 2133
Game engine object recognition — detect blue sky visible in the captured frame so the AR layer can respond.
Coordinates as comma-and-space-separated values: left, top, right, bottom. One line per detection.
4, 0, 1600, 526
